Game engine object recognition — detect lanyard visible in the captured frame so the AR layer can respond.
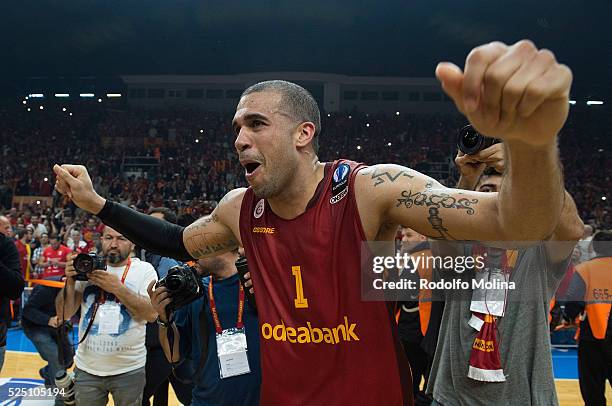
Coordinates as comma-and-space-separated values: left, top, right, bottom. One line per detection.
99, 257, 131, 304
209, 277, 245, 334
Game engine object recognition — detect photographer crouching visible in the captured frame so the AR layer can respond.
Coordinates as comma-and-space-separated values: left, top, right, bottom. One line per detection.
147, 250, 261, 406
55, 226, 158, 406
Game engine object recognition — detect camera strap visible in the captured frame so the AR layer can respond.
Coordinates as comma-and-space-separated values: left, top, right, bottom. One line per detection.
57, 285, 73, 368
77, 301, 99, 345
99, 258, 131, 304
58, 280, 97, 350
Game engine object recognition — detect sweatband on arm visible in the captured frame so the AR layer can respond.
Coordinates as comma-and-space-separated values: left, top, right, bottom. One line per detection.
97, 200, 194, 261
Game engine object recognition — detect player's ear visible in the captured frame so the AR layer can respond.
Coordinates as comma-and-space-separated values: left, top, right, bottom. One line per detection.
296, 122, 316, 148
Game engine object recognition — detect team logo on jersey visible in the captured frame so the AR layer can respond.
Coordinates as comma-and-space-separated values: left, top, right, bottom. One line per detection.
330, 163, 350, 204
254, 199, 265, 219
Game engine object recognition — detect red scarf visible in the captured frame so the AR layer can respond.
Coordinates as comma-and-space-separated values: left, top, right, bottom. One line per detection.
468, 246, 518, 382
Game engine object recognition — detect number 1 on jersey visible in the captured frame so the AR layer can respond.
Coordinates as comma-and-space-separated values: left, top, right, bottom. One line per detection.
291, 266, 309, 308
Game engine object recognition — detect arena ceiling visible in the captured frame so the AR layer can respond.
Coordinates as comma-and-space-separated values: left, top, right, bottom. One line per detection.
2, 0, 610, 99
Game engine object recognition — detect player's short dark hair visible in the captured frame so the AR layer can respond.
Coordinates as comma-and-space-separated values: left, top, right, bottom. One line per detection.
592, 230, 612, 256
148, 207, 177, 224
241, 80, 321, 154
16, 228, 26, 239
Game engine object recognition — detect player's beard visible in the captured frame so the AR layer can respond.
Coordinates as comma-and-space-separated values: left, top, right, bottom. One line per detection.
253, 156, 298, 199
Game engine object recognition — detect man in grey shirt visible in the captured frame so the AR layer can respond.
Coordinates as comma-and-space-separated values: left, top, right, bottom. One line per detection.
427, 143, 583, 405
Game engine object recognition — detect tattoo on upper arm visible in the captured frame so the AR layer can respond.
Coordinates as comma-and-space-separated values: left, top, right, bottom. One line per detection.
203, 214, 219, 224
362, 167, 414, 187
395, 190, 479, 215
187, 233, 238, 258
185, 214, 238, 258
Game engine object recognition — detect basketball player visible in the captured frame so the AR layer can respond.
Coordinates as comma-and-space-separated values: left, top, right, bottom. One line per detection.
54, 40, 574, 405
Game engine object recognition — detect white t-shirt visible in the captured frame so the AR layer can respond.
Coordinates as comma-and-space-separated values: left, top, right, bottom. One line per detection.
74, 257, 157, 376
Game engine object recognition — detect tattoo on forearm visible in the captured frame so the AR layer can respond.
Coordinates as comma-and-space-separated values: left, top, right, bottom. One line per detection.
427, 207, 456, 240
396, 190, 479, 215
363, 168, 414, 186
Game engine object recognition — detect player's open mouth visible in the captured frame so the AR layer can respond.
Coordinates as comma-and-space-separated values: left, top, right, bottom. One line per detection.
241, 160, 262, 179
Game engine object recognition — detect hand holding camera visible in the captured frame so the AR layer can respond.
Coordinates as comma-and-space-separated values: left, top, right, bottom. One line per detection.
148, 264, 205, 322
148, 281, 172, 323
88, 271, 122, 295
456, 143, 505, 176
455, 125, 505, 189
64, 252, 79, 281
71, 252, 107, 281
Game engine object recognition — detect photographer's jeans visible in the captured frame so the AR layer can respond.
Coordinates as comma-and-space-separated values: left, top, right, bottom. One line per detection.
23, 326, 74, 384
74, 366, 146, 406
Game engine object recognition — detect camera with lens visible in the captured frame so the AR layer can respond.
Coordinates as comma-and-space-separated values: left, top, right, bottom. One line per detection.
457, 124, 500, 155
235, 256, 257, 312
73, 253, 106, 281
155, 264, 205, 316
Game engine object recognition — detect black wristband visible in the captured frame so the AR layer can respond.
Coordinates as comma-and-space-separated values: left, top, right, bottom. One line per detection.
96, 200, 193, 261
97, 199, 113, 218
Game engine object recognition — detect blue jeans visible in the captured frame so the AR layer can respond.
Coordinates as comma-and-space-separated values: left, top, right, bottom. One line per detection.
23, 325, 74, 386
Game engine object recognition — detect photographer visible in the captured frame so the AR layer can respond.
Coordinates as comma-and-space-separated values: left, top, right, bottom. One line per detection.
427, 140, 583, 405
142, 207, 193, 406
147, 250, 261, 406
56, 226, 158, 406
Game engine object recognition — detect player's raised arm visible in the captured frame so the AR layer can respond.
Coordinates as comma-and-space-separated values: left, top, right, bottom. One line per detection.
53, 164, 243, 260
359, 161, 556, 241
364, 40, 571, 241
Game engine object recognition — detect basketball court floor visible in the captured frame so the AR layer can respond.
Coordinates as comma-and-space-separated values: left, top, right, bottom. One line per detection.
1, 327, 610, 405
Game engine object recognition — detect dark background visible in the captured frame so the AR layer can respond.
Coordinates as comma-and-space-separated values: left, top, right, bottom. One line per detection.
1, 0, 610, 99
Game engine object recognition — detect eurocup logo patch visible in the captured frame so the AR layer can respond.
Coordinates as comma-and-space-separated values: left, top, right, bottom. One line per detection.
254, 199, 265, 219
333, 164, 350, 183
330, 163, 351, 204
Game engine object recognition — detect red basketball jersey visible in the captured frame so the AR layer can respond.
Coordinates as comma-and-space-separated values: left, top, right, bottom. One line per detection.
240, 160, 412, 406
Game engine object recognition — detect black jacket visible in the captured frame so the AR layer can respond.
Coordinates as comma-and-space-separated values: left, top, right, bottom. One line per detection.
0, 234, 26, 346
22, 285, 61, 328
